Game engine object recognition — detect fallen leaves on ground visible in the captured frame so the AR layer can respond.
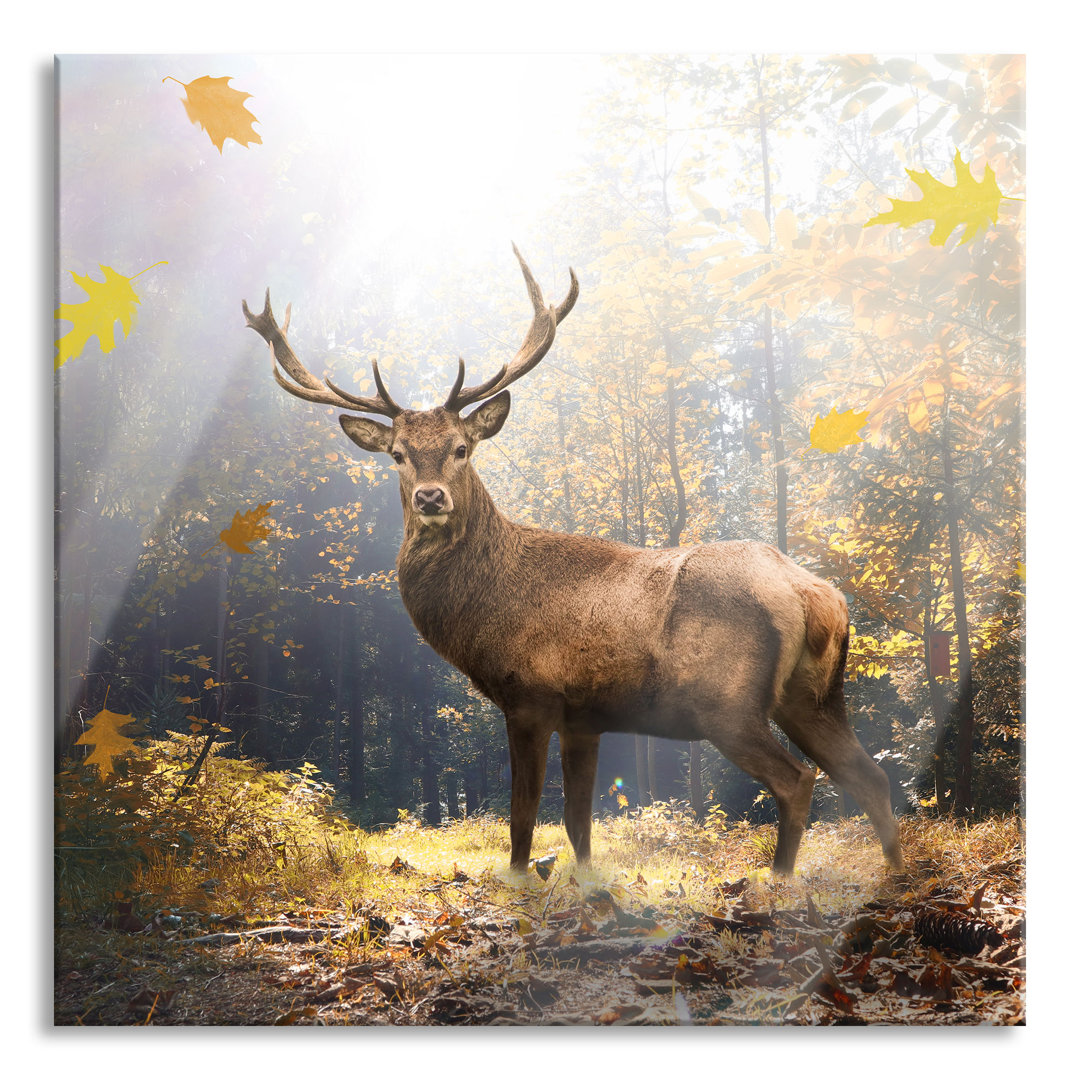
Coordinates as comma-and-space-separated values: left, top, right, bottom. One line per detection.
54, 845, 1024, 1026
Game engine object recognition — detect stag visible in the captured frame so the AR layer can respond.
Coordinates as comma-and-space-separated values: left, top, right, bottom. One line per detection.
243, 247, 903, 875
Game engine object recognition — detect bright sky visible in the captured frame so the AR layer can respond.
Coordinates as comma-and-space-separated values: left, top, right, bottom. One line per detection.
272, 54, 610, 264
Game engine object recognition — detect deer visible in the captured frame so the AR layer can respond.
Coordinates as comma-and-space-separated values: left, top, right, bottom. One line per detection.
242, 246, 903, 876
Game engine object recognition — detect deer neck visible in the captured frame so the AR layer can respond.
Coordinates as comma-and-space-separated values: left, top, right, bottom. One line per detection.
395, 466, 518, 656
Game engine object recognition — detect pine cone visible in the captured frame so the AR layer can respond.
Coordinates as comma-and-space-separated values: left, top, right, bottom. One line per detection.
913, 907, 1004, 955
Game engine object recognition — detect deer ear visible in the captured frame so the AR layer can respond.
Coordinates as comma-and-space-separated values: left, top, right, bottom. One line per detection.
340, 415, 394, 454
464, 391, 511, 442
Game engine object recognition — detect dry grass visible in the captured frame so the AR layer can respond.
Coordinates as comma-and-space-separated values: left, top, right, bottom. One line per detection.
91, 800, 1025, 935
56, 803, 1026, 1026
295, 808, 1024, 923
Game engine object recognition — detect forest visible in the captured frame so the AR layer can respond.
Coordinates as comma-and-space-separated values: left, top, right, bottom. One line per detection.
53, 53, 1025, 1026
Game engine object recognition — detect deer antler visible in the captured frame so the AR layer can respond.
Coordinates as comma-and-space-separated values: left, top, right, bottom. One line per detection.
242, 290, 403, 418
444, 244, 578, 412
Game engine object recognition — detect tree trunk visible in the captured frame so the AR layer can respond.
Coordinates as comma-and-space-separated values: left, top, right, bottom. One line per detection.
420, 701, 441, 826
555, 385, 576, 533
941, 401, 975, 812
689, 742, 705, 819
253, 633, 270, 762
213, 549, 230, 727
664, 368, 687, 548
754, 69, 788, 554
349, 710, 367, 807
464, 768, 479, 816
445, 771, 461, 820
635, 735, 650, 805
925, 600, 950, 810
327, 608, 342, 783
647, 736, 658, 802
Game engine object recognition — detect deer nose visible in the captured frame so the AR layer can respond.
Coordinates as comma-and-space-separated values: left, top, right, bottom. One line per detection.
413, 486, 448, 514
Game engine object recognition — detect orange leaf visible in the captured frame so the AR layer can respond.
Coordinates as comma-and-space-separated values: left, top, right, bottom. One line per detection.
208, 501, 275, 555
165, 75, 262, 152
75, 709, 142, 777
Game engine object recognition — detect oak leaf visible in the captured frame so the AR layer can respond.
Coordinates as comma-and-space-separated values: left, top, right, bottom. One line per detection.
54, 262, 166, 369
206, 501, 275, 556
75, 708, 142, 776
865, 150, 1005, 246
810, 407, 869, 453
165, 75, 262, 152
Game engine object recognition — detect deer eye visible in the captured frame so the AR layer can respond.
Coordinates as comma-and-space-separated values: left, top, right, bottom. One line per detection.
455, 444, 468, 460
391, 449, 405, 465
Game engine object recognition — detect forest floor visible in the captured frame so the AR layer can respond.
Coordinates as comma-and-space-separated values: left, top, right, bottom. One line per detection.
54, 809, 1024, 1026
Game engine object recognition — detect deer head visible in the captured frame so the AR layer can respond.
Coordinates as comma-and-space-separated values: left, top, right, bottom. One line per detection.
242, 245, 577, 531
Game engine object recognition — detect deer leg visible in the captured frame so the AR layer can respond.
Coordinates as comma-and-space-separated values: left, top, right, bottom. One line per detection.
560, 731, 599, 865
776, 694, 903, 872
505, 713, 553, 871
707, 724, 816, 875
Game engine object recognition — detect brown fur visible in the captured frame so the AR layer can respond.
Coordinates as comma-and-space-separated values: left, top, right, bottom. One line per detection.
342, 404, 902, 875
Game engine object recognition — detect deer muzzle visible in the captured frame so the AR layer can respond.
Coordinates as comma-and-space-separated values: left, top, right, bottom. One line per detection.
412, 485, 452, 526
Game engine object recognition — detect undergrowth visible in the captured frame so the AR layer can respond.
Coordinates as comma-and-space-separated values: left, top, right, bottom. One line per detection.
55, 737, 1025, 927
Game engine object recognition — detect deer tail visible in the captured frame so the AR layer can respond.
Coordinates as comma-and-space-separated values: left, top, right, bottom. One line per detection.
795, 577, 850, 700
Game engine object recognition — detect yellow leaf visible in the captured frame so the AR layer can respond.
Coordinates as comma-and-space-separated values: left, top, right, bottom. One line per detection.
705, 253, 772, 282
864, 150, 1006, 246
164, 75, 262, 152
922, 378, 945, 407
773, 208, 797, 251
809, 407, 869, 453
906, 395, 930, 433
742, 209, 771, 247
75, 709, 142, 777
54, 262, 166, 369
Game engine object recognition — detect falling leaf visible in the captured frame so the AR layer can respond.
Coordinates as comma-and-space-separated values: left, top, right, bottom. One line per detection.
54, 262, 166, 369
164, 75, 262, 152
75, 708, 142, 776
865, 150, 1006, 246
810, 407, 869, 453
203, 502, 275, 557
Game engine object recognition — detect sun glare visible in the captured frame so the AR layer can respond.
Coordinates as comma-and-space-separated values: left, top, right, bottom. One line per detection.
278, 54, 608, 264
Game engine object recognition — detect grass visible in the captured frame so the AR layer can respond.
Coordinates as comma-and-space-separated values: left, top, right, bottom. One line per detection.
55, 740, 1025, 952
54, 749, 1026, 1025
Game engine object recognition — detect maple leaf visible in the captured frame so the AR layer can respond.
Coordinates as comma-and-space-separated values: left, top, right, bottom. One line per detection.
75, 708, 143, 777
54, 261, 166, 369
164, 75, 262, 152
203, 502, 275, 556
810, 407, 869, 453
865, 150, 1005, 247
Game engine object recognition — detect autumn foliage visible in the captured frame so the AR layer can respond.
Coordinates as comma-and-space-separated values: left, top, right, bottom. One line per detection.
55, 53, 1023, 1025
